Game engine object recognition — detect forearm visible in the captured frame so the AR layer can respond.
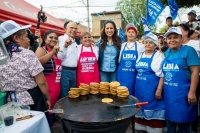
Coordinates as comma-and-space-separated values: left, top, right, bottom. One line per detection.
157, 77, 164, 90
189, 71, 199, 93
39, 51, 54, 65
38, 82, 50, 101
34, 72, 50, 101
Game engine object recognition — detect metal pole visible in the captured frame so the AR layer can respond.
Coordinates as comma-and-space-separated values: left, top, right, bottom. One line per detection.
87, 0, 90, 32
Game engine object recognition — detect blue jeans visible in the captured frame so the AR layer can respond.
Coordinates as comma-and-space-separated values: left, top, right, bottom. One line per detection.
60, 69, 76, 98
166, 119, 190, 133
100, 71, 116, 82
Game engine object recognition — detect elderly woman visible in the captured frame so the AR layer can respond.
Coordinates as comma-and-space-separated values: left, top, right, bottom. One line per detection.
163, 27, 199, 133
76, 32, 99, 87
0, 20, 50, 111
117, 23, 145, 96
35, 30, 61, 110
134, 33, 165, 133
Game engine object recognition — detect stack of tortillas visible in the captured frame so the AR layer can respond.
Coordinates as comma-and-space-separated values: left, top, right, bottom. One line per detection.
110, 81, 120, 95
117, 86, 129, 98
79, 83, 90, 95
99, 82, 110, 94
90, 82, 100, 94
68, 88, 82, 98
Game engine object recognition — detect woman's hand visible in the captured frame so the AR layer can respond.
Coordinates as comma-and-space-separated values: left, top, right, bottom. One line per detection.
52, 41, 62, 54
188, 91, 197, 104
35, 29, 41, 38
46, 99, 51, 110
155, 88, 162, 100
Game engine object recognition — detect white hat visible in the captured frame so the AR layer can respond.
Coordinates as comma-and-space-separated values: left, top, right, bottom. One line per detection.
164, 27, 182, 38
187, 10, 196, 15
126, 23, 138, 34
0, 20, 31, 39
144, 33, 158, 46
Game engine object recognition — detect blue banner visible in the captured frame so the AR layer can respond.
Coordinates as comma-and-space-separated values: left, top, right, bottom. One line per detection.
142, 17, 151, 35
146, 0, 166, 26
168, 0, 178, 20
119, 28, 126, 43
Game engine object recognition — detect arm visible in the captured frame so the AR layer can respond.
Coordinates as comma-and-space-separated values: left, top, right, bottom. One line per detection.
155, 77, 164, 100
35, 29, 43, 47
35, 47, 54, 65
188, 66, 199, 104
34, 72, 51, 109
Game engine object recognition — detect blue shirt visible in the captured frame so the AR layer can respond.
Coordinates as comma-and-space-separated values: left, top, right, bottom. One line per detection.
164, 45, 199, 78
101, 43, 118, 72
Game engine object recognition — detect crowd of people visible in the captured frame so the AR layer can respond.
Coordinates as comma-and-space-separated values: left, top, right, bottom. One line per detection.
0, 9, 200, 133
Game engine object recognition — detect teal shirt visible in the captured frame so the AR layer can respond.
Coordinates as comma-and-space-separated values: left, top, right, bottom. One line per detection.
164, 45, 199, 78
101, 43, 118, 72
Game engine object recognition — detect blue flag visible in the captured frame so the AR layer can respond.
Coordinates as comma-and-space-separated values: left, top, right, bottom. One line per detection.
146, 0, 166, 26
168, 0, 178, 20
142, 17, 151, 35
119, 28, 126, 43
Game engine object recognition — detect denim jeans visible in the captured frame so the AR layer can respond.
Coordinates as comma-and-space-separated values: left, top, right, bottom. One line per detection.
100, 71, 116, 82
166, 119, 190, 133
60, 69, 76, 98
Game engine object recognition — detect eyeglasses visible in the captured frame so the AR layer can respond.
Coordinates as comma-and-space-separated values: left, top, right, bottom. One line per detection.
68, 27, 78, 31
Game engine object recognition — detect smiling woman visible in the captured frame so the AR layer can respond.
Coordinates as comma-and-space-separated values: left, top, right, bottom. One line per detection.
35, 30, 62, 111
163, 27, 199, 133
76, 32, 100, 87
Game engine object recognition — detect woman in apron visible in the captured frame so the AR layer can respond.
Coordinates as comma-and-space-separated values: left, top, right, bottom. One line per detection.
117, 23, 145, 96
178, 23, 200, 133
135, 33, 165, 133
76, 32, 100, 87
35, 30, 61, 110
163, 27, 199, 133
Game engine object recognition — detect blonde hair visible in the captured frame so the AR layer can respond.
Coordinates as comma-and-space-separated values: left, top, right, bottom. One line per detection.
80, 32, 91, 40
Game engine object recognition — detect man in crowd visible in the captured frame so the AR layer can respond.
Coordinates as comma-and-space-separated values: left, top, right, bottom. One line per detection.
186, 10, 197, 28
58, 21, 78, 98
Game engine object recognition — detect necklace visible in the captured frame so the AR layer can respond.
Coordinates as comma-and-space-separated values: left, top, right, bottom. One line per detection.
126, 43, 134, 49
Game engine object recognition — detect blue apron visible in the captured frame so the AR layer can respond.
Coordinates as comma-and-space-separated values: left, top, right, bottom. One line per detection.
162, 46, 196, 123
135, 51, 165, 110
117, 43, 138, 95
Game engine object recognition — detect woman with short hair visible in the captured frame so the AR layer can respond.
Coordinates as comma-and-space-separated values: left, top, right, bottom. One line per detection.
163, 27, 199, 133
135, 33, 165, 133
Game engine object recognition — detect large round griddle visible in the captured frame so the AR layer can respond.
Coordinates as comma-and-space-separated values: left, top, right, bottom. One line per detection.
54, 94, 141, 123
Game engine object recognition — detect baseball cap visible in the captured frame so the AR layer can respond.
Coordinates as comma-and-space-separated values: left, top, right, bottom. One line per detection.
0, 20, 31, 39
144, 33, 158, 46
158, 35, 164, 39
187, 10, 196, 15
126, 23, 138, 34
164, 27, 182, 37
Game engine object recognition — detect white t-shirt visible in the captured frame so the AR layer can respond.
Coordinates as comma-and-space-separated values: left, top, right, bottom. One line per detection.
77, 44, 99, 60
185, 40, 200, 60
136, 51, 164, 77
118, 41, 145, 62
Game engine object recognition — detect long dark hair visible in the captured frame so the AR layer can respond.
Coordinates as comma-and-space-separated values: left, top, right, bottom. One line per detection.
41, 30, 58, 47
100, 20, 121, 50
178, 24, 191, 38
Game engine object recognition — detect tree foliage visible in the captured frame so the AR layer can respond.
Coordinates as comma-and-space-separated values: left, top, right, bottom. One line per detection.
115, 0, 147, 36
159, 21, 180, 33
160, 0, 200, 8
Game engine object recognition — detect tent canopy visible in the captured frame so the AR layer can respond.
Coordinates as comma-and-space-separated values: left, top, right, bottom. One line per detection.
0, 0, 65, 36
